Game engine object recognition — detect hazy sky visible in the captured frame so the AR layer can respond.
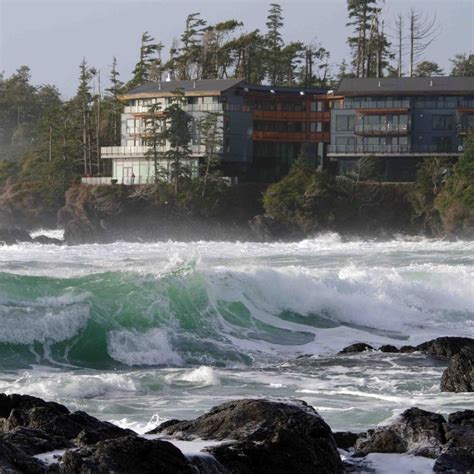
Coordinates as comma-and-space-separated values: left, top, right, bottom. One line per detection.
0, 0, 473, 97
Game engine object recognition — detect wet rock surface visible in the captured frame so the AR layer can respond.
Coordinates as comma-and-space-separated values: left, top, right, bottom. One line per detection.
58, 436, 194, 474
151, 398, 344, 474
416, 337, 474, 358
339, 343, 374, 354
355, 407, 447, 458
440, 347, 474, 392
0, 227, 32, 245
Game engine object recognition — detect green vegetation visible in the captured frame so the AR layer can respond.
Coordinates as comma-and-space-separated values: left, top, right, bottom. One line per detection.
435, 133, 474, 236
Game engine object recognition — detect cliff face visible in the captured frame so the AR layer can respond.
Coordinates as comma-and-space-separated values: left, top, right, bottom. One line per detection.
58, 184, 265, 245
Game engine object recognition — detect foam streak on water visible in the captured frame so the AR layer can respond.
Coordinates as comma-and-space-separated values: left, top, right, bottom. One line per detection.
0, 234, 473, 446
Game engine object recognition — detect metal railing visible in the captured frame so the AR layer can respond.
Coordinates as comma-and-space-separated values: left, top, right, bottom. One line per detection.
328, 144, 462, 155
354, 123, 410, 135
101, 145, 208, 158
334, 99, 411, 110
124, 104, 223, 114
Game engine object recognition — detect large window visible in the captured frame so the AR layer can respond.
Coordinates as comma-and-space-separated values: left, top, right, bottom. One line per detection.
336, 115, 355, 131
432, 114, 454, 131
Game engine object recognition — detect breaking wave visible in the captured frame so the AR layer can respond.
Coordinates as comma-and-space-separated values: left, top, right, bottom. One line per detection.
0, 238, 473, 370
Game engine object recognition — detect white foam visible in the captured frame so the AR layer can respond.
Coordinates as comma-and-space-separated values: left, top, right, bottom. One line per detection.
363, 453, 435, 473
107, 328, 183, 366
174, 366, 220, 386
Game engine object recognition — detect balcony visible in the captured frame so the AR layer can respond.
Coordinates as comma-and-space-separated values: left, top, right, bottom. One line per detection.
334, 99, 411, 110
354, 123, 410, 135
252, 131, 330, 143
251, 110, 330, 121
124, 103, 223, 115
101, 145, 207, 158
328, 144, 462, 156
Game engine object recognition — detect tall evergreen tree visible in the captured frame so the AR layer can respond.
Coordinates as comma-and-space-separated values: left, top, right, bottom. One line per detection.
105, 57, 124, 145
77, 59, 96, 175
265, 3, 284, 85
129, 32, 162, 88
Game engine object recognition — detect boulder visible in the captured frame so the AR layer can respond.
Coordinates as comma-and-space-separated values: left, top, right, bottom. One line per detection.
248, 214, 301, 241
32, 234, 63, 245
333, 431, 364, 450
440, 348, 474, 392
0, 227, 32, 245
378, 345, 399, 353
0, 426, 71, 455
448, 410, 474, 427
0, 438, 44, 473
151, 398, 344, 474
434, 447, 474, 473
339, 343, 374, 354
416, 337, 474, 358
0, 393, 133, 444
58, 435, 194, 473
355, 407, 446, 458
399, 345, 416, 353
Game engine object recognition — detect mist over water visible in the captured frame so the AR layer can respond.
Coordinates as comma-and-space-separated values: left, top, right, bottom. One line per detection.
0, 234, 473, 433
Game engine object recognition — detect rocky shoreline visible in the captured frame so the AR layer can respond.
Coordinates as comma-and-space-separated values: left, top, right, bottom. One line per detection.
0, 337, 473, 473
1, 393, 473, 473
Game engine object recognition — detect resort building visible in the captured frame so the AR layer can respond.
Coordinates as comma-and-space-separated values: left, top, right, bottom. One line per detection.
86, 79, 332, 185
82, 76, 474, 186
329, 77, 474, 181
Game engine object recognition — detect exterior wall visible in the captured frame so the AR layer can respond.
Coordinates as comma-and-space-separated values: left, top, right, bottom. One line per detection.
329, 94, 474, 181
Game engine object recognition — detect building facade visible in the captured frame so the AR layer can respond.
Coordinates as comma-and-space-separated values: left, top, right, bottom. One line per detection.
89, 79, 332, 185
329, 77, 474, 181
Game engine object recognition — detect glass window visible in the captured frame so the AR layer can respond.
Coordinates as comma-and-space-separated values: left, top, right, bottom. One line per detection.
336, 115, 355, 131
432, 115, 454, 131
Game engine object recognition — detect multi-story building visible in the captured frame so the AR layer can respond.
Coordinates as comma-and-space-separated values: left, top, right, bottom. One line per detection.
86, 79, 332, 185
329, 77, 474, 181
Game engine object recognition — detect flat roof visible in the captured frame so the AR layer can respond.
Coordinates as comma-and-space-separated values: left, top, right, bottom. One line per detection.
121, 78, 245, 99
336, 77, 474, 96
240, 83, 328, 95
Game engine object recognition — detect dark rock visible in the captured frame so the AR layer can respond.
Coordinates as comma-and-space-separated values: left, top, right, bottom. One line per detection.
0, 426, 71, 455
416, 337, 474, 358
152, 398, 344, 474
32, 235, 63, 245
355, 407, 446, 458
333, 431, 364, 450
399, 345, 416, 353
448, 410, 474, 427
440, 348, 474, 392
0, 393, 133, 444
434, 447, 474, 473
339, 343, 374, 354
63, 217, 100, 245
248, 214, 302, 242
58, 435, 194, 473
379, 345, 399, 353
0, 438, 44, 473
0, 227, 32, 245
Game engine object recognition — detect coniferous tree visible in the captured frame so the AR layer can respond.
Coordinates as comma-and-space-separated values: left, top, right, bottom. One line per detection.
200, 111, 223, 198
77, 59, 96, 175
450, 53, 474, 77
106, 57, 124, 145
265, 3, 284, 85
414, 61, 444, 77
129, 32, 163, 88
161, 89, 192, 194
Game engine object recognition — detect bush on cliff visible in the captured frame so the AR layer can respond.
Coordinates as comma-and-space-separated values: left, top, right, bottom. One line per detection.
435, 132, 474, 236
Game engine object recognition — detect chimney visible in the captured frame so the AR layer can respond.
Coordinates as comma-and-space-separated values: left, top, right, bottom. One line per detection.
378, 80, 381, 87
429, 79, 434, 87
158, 82, 161, 90
193, 79, 196, 89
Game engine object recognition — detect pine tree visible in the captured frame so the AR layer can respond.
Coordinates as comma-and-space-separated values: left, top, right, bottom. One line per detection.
346, 0, 378, 77
265, 3, 284, 85
77, 59, 96, 175
129, 32, 162, 88
161, 89, 192, 194
106, 57, 124, 145
200, 111, 223, 198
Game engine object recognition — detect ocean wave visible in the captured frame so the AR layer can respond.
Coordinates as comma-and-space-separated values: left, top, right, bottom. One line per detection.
0, 237, 472, 369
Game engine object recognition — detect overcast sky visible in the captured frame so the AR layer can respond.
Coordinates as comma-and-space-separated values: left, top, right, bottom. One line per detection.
0, 0, 473, 97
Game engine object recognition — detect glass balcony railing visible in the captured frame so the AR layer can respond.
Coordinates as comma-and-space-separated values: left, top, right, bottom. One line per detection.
334, 99, 411, 110
101, 145, 209, 157
328, 144, 461, 155
354, 123, 410, 134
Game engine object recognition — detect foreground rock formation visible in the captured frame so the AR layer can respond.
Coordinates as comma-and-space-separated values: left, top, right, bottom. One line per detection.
338, 336, 474, 393
0, 394, 343, 473
150, 398, 344, 474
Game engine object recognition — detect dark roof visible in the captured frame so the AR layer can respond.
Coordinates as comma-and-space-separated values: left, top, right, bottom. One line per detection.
336, 77, 474, 95
240, 83, 328, 95
125, 78, 244, 96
